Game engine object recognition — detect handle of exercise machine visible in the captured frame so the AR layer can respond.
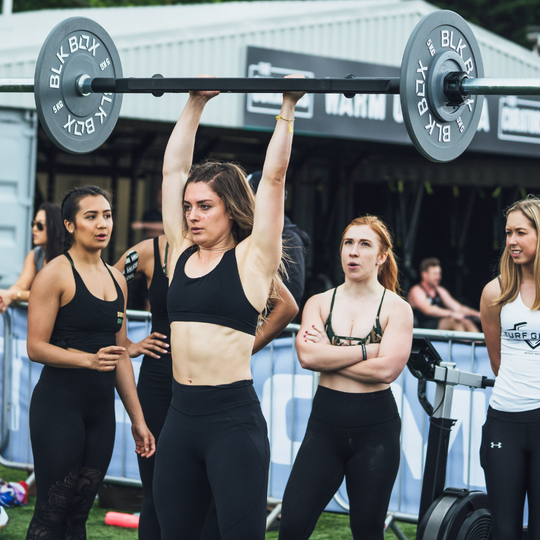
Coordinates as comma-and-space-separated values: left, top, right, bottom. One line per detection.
407, 336, 495, 416
481, 376, 495, 388
407, 337, 442, 417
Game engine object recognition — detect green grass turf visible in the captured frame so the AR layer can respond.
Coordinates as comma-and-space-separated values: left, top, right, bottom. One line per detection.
0, 465, 416, 539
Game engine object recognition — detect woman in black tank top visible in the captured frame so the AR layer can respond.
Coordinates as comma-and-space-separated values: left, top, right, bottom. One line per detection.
278, 216, 413, 540
25, 186, 155, 540
115, 235, 172, 539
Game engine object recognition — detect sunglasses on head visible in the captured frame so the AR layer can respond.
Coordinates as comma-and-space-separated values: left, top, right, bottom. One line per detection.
32, 221, 45, 231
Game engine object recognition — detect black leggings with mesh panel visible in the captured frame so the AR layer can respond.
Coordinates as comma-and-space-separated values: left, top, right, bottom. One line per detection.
26, 375, 115, 540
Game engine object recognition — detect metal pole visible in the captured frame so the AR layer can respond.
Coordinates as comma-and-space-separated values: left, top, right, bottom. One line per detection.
0, 310, 13, 456
0, 79, 34, 92
461, 77, 540, 95
4, 72, 540, 97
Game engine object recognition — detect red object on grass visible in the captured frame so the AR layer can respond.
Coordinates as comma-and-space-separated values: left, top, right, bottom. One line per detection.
18, 482, 28, 505
105, 511, 140, 528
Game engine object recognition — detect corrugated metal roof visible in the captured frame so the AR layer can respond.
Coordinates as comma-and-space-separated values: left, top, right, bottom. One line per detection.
1, 0, 540, 127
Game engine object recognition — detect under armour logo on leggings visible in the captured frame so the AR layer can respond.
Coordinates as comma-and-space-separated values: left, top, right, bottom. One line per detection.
491, 442, 502, 448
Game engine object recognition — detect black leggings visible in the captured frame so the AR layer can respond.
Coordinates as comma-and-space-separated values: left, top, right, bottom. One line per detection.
481, 406, 540, 540
27, 376, 115, 539
153, 379, 270, 540
136, 355, 173, 539
279, 386, 401, 540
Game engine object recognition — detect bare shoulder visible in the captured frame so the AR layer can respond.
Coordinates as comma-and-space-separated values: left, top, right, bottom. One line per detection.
25, 249, 36, 263
134, 238, 154, 260
385, 290, 413, 317
482, 277, 501, 299
437, 285, 452, 296
306, 289, 334, 318
379, 291, 413, 334
481, 278, 501, 312
32, 254, 70, 289
408, 284, 420, 294
407, 284, 422, 300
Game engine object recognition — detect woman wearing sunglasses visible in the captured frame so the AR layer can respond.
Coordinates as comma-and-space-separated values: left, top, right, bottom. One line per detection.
0, 203, 64, 313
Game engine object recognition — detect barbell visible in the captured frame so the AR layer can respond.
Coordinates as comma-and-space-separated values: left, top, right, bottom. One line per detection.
1, 10, 540, 161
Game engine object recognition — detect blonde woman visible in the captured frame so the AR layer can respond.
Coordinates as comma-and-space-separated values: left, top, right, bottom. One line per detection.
480, 196, 540, 539
279, 215, 413, 540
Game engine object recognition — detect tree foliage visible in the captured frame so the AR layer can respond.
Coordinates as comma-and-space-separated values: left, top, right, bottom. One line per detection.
6, 0, 540, 50
11, 0, 217, 12
432, 0, 540, 49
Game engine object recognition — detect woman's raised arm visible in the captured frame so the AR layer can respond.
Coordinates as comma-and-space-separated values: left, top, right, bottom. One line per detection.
248, 77, 305, 278
162, 84, 219, 249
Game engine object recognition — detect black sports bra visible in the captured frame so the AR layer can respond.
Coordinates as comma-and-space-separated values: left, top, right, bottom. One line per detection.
50, 252, 125, 354
167, 245, 259, 336
325, 287, 386, 346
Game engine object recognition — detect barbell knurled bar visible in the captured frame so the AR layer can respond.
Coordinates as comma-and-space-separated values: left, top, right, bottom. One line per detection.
1, 10, 539, 160
0, 79, 35, 92
2, 75, 540, 97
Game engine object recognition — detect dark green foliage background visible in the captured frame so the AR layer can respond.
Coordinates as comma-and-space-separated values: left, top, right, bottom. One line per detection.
5, 0, 540, 49
431, 0, 540, 49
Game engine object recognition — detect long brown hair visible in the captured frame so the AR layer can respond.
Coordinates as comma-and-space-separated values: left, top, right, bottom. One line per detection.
39, 203, 64, 262
340, 215, 401, 294
183, 160, 286, 320
494, 196, 540, 310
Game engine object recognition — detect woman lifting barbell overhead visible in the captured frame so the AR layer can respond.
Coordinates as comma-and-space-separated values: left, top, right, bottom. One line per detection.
113, 233, 298, 539
480, 196, 540, 540
25, 186, 155, 540
278, 215, 413, 540
152, 76, 304, 539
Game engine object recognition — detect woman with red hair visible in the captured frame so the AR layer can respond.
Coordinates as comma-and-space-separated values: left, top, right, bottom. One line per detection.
278, 215, 413, 540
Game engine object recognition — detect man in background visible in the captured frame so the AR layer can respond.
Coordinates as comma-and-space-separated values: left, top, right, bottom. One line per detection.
408, 257, 480, 332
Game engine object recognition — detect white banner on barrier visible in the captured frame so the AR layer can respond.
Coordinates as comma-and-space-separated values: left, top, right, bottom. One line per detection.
1, 307, 510, 519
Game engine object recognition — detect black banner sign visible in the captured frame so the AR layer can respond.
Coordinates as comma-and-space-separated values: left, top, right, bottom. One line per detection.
243, 47, 540, 160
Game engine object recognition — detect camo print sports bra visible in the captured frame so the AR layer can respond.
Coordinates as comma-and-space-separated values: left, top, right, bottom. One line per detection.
325, 287, 386, 346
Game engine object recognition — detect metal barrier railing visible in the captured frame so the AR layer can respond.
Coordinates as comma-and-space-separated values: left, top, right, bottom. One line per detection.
0, 306, 153, 468
1, 307, 491, 530
1, 307, 13, 456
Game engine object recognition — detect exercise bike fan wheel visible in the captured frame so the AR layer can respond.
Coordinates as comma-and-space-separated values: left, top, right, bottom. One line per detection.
417, 488, 492, 540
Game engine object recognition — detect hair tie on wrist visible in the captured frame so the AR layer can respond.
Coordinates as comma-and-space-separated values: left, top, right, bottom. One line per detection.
275, 115, 294, 133
362, 343, 367, 361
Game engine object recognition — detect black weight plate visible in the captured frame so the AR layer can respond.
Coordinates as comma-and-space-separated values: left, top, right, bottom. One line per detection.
400, 10, 484, 163
34, 17, 123, 154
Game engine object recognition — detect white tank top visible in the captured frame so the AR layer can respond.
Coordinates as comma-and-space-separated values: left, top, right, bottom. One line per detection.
490, 292, 540, 412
